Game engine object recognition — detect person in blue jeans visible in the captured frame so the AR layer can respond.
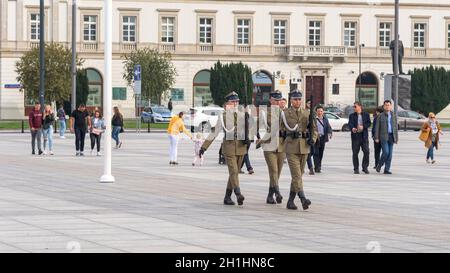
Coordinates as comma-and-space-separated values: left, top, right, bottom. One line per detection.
375, 100, 399, 174
42, 105, 55, 155
57, 106, 66, 139
112, 106, 124, 149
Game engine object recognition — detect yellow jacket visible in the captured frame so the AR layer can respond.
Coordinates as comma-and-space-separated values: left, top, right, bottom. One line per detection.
167, 116, 192, 138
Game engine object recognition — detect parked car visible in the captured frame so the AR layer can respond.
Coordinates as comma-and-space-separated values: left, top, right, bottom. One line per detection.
397, 110, 427, 130
141, 106, 173, 123
324, 112, 350, 131
323, 105, 344, 117
183, 106, 224, 132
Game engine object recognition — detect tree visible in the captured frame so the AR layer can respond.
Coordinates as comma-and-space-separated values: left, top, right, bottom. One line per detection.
15, 42, 83, 105
122, 47, 177, 104
410, 65, 450, 115
76, 69, 89, 107
210, 61, 253, 106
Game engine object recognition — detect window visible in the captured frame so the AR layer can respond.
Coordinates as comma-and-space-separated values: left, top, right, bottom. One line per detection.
379, 22, 392, 48
161, 17, 175, 43
199, 18, 212, 44
30, 13, 40, 41
113, 88, 127, 100
343, 21, 357, 47
170, 88, 184, 101
413, 23, 426, 48
273, 20, 287, 45
447, 23, 450, 49
237, 19, 251, 45
83, 15, 97, 42
122, 16, 136, 43
308, 21, 321, 46
332, 84, 340, 95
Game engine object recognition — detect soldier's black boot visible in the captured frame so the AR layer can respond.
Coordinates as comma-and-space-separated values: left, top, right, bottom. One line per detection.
223, 189, 235, 205
297, 191, 312, 210
266, 187, 276, 204
274, 186, 283, 204
234, 187, 245, 206
286, 191, 298, 210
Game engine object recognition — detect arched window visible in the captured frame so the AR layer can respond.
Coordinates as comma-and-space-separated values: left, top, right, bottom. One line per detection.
193, 70, 212, 106
355, 71, 378, 110
86, 68, 103, 107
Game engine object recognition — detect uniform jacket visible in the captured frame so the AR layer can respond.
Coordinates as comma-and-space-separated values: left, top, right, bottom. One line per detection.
348, 112, 372, 141
375, 111, 399, 143
259, 108, 285, 153
202, 110, 250, 156
281, 107, 318, 155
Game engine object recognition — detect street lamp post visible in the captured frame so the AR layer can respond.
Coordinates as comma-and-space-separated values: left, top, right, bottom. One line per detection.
100, 0, 115, 183
358, 43, 365, 102
39, 0, 45, 111
71, 0, 77, 112
393, 0, 400, 115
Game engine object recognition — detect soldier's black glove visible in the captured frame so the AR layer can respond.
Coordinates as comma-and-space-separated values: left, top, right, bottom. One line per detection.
199, 148, 206, 158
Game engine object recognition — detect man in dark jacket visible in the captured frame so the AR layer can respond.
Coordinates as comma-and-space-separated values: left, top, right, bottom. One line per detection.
348, 102, 371, 174
313, 105, 332, 173
372, 106, 384, 169
375, 100, 399, 174
29, 102, 43, 155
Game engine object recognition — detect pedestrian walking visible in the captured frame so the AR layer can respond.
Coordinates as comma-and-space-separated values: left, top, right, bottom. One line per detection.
70, 104, 91, 156
167, 112, 192, 165
168, 98, 173, 112
281, 89, 318, 210
348, 102, 372, 174
42, 105, 55, 155
375, 100, 399, 174
239, 144, 254, 174
419, 112, 443, 164
192, 133, 205, 166
200, 91, 251, 206
29, 102, 43, 155
112, 106, 124, 149
89, 110, 106, 156
257, 90, 285, 204
57, 105, 66, 139
372, 106, 383, 168
312, 105, 332, 173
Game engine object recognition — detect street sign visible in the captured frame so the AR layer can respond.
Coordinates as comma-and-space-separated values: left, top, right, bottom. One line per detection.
134, 65, 141, 95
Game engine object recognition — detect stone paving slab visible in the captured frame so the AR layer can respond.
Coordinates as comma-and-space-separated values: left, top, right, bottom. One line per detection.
0, 132, 449, 253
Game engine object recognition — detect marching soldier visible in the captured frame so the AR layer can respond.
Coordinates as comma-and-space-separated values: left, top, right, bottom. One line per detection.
199, 91, 250, 206
257, 90, 285, 204
280, 89, 318, 210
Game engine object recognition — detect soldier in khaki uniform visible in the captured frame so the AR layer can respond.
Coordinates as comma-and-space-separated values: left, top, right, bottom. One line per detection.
200, 92, 249, 206
281, 89, 318, 210
257, 90, 285, 204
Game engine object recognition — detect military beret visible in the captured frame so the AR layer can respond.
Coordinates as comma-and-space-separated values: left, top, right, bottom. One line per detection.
225, 91, 240, 102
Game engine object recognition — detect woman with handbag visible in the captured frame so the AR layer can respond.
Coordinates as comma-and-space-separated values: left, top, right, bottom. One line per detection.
112, 106, 124, 149
419, 112, 443, 164
90, 110, 106, 156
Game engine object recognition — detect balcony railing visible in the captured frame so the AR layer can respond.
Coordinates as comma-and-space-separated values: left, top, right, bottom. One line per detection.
198, 44, 213, 53
347, 47, 358, 56
273, 46, 288, 55
121, 43, 137, 52
412, 48, 427, 57
159, 43, 176, 53
29, 41, 40, 49
82, 42, 98, 51
289, 46, 347, 58
236, 45, 251, 54
378, 47, 391, 56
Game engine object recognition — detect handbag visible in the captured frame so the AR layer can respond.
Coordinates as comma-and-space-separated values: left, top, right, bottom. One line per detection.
92, 128, 103, 135
120, 127, 124, 133
418, 128, 428, 142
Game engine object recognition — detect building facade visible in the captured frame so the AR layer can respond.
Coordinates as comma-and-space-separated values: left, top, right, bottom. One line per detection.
1, 0, 450, 118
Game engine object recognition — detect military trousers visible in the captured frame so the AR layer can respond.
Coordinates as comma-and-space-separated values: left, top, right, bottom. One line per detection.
263, 151, 285, 187
286, 153, 308, 193
225, 154, 245, 190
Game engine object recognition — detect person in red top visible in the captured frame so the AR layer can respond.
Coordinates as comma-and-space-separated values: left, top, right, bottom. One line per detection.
29, 102, 43, 155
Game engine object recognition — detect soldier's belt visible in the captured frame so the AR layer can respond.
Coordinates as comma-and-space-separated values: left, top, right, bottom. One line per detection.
286, 131, 310, 139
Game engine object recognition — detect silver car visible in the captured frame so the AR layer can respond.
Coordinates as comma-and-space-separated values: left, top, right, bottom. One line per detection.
397, 110, 427, 131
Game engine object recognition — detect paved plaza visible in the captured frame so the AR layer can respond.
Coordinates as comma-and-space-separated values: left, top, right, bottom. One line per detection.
0, 131, 449, 253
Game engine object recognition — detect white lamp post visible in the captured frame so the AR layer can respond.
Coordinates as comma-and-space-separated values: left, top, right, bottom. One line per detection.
100, 0, 115, 183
